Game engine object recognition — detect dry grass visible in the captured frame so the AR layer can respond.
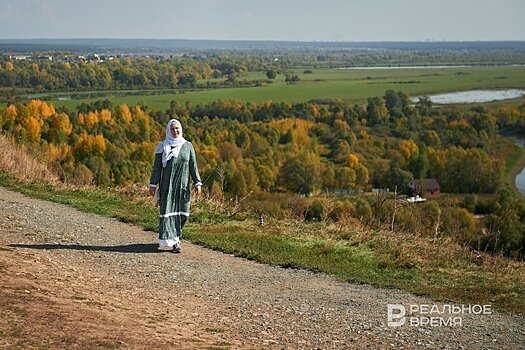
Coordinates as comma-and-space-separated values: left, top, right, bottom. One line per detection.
0, 135, 59, 184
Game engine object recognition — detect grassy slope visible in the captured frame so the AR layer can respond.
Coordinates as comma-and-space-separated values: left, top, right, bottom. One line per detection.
31, 66, 525, 111
505, 145, 522, 174
491, 134, 525, 196
0, 173, 523, 314
505, 142, 525, 196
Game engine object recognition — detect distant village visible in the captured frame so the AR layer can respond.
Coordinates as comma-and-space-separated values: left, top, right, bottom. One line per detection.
3, 53, 172, 63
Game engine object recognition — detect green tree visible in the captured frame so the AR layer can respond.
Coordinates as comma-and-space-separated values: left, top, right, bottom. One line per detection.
483, 189, 525, 257
266, 69, 277, 79
279, 152, 322, 195
408, 148, 429, 179
336, 167, 356, 189
366, 97, 388, 125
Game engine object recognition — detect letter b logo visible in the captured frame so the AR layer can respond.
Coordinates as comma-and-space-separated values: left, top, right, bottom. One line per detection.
387, 304, 406, 327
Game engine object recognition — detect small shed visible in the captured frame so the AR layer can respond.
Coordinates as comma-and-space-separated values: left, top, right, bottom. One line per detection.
407, 178, 441, 197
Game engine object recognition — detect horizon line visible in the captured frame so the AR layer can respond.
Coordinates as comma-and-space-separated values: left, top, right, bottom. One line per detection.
1, 38, 525, 43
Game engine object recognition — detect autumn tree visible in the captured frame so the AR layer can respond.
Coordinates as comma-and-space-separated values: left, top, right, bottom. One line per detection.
279, 152, 322, 195
48, 113, 73, 144
73, 133, 107, 161
117, 104, 132, 124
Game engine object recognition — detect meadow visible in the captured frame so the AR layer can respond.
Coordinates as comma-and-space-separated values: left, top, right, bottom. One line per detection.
35, 65, 525, 111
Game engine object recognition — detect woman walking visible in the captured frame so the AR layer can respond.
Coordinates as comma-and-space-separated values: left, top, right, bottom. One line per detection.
149, 119, 202, 253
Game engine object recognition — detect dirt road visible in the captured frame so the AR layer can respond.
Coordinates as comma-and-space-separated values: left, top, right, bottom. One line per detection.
0, 186, 523, 349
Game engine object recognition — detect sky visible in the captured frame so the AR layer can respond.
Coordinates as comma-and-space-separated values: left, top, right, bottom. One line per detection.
0, 0, 524, 42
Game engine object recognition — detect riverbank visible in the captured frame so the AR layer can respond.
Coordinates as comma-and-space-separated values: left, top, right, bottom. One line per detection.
502, 135, 525, 197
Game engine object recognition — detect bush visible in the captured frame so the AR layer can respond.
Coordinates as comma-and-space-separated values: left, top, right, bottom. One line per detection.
305, 200, 324, 222
442, 207, 477, 243
328, 201, 355, 222
72, 163, 93, 185
354, 199, 372, 220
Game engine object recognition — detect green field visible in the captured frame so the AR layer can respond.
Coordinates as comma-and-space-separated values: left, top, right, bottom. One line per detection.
22, 66, 525, 110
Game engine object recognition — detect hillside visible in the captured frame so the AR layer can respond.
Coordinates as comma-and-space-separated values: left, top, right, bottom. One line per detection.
1, 96, 525, 259
0, 135, 523, 311
0, 126, 524, 348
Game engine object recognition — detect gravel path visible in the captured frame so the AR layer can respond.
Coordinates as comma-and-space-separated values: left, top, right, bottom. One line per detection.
0, 186, 524, 349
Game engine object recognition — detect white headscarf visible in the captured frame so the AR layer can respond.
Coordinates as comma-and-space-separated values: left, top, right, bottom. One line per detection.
161, 119, 187, 167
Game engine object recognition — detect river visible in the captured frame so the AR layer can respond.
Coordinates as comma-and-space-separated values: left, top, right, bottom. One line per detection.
340, 64, 525, 70
412, 89, 525, 104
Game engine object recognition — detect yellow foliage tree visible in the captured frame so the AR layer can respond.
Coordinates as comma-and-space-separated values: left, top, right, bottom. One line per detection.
51, 113, 73, 136
118, 104, 132, 124
77, 113, 85, 125
346, 153, 360, 167
47, 144, 62, 161
92, 134, 106, 155
74, 133, 106, 160
344, 153, 369, 188
5, 105, 17, 123
309, 104, 320, 119
333, 118, 349, 134
27, 100, 55, 120
132, 106, 152, 140
46, 143, 71, 162
272, 118, 314, 152
5, 62, 14, 71
49, 112, 73, 144
41, 103, 56, 119
85, 112, 99, 129
399, 139, 419, 163
99, 109, 113, 124
24, 117, 41, 142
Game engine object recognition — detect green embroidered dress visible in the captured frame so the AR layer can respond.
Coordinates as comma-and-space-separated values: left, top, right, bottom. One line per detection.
149, 141, 202, 245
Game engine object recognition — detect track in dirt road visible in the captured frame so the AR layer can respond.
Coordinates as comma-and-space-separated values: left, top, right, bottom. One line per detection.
0, 186, 524, 349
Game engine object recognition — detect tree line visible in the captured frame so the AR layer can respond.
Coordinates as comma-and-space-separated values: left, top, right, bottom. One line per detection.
0, 56, 252, 91
2, 46, 525, 93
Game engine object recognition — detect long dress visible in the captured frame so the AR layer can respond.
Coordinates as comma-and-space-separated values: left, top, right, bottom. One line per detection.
149, 141, 202, 245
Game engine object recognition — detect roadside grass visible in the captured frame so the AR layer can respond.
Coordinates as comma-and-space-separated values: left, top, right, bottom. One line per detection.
185, 218, 525, 313
505, 144, 525, 195
0, 173, 159, 231
504, 144, 523, 176
495, 136, 525, 195
0, 172, 523, 313
27, 66, 525, 111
